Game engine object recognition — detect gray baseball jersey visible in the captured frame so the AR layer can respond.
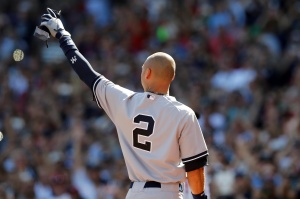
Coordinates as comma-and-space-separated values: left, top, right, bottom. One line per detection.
93, 76, 208, 183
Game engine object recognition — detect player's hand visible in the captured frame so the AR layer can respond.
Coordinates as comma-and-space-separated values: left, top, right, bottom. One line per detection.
40, 8, 70, 39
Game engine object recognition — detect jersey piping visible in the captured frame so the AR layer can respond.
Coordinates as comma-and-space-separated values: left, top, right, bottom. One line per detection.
182, 150, 208, 163
93, 76, 102, 108
182, 151, 209, 172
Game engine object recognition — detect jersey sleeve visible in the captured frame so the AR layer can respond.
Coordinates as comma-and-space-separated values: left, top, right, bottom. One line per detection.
92, 76, 134, 122
179, 112, 208, 172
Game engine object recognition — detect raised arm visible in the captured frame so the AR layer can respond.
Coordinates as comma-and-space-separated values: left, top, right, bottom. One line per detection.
39, 8, 100, 89
37, 8, 135, 121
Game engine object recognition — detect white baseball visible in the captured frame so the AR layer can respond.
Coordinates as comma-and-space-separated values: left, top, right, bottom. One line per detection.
13, 49, 24, 62
0, 131, 3, 141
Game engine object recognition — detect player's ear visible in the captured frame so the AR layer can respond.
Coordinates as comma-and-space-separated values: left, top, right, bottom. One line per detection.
145, 68, 152, 79
171, 73, 175, 81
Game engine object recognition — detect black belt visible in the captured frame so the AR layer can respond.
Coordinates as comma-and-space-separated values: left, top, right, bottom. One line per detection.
129, 181, 183, 192
130, 181, 161, 188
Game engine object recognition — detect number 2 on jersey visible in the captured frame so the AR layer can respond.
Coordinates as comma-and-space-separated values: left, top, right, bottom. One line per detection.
133, 114, 155, 152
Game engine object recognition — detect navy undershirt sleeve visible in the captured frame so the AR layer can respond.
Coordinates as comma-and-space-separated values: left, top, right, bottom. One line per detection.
183, 151, 208, 172
59, 36, 100, 89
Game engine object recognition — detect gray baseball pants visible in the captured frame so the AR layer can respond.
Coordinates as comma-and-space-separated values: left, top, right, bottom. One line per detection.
126, 181, 184, 199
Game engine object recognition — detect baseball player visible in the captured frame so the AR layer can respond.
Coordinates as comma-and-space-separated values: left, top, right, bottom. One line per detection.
39, 8, 209, 199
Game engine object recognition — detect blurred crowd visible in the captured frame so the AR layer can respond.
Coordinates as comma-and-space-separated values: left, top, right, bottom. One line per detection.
0, 0, 300, 198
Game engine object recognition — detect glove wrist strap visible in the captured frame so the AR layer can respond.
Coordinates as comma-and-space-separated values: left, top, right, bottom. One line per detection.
192, 192, 207, 199
56, 30, 71, 40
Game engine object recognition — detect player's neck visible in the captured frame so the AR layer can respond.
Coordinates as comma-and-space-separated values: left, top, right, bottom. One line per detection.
147, 90, 165, 95
145, 84, 170, 95
146, 87, 169, 95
